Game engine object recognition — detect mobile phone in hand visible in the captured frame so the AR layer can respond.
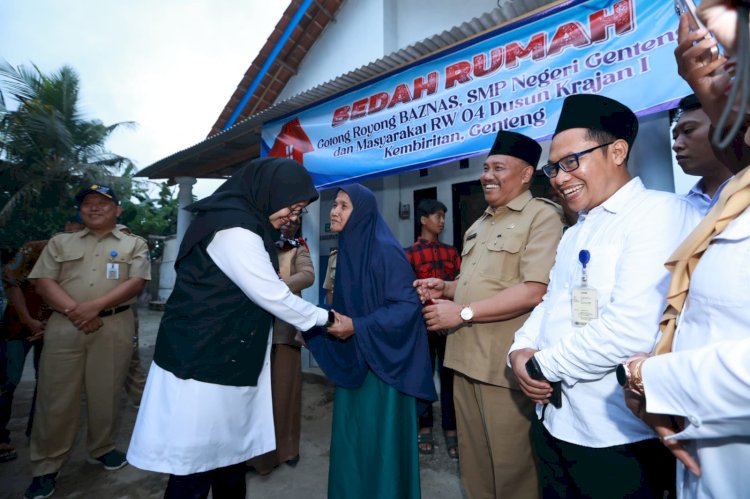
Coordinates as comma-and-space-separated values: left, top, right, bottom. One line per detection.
674, 0, 720, 61
525, 356, 562, 408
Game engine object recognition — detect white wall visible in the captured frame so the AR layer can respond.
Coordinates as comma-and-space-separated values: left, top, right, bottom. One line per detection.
278, 0, 501, 101
277, 0, 386, 101
629, 112, 676, 193
158, 235, 178, 301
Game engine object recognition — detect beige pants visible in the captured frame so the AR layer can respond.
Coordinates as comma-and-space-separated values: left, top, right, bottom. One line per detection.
30, 310, 133, 476
453, 372, 539, 499
247, 344, 302, 474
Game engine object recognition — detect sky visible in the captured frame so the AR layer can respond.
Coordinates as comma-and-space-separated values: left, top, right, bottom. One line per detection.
1, 0, 288, 199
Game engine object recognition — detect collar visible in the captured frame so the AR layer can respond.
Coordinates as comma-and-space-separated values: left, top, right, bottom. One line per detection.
586, 177, 643, 216
686, 180, 709, 199
484, 190, 533, 217
78, 226, 124, 240
416, 236, 441, 245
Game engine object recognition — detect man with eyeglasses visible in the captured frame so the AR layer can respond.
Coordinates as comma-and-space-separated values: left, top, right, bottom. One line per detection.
508, 94, 700, 498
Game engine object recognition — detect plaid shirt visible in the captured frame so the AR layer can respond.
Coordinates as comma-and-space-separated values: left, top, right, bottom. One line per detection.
406, 237, 461, 281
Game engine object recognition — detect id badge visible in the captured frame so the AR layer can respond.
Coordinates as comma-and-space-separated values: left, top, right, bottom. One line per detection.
106, 262, 120, 280
571, 286, 598, 326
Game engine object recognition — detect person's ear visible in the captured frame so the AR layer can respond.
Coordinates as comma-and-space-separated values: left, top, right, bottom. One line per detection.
611, 139, 629, 167
521, 164, 534, 184
420, 215, 428, 226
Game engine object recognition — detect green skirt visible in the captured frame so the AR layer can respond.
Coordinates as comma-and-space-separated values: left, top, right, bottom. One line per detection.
328, 370, 420, 499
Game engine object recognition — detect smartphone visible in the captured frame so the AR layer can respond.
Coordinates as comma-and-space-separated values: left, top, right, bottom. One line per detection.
674, 0, 720, 61
525, 356, 562, 408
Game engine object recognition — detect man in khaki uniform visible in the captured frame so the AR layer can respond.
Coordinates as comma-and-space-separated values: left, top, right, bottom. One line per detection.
24, 184, 150, 499
416, 131, 563, 499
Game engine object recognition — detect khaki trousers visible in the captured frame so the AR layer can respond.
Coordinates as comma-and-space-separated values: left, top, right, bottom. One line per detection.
247, 344, 302, 474
30, 310, 133, 476
453, 372, 539, 499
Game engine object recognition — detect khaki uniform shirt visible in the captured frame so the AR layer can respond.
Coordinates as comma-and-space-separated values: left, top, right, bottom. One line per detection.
322, 250, 337, 291
445, 191, 563, 389
29, 227, 151, 304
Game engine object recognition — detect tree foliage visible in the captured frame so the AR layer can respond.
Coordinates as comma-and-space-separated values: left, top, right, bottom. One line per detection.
0, 61, 177, 258
120, 179, 181, 260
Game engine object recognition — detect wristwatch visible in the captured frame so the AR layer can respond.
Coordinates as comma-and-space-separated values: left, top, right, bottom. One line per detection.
459, 305, 474, 323
616, 358, 645, 395
324, 310, 335, 328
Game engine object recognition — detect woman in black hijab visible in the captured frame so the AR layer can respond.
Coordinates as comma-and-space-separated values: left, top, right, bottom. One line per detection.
128, 158, 333, 499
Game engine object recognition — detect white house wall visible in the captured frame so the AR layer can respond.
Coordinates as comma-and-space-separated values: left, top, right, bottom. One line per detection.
277, 0, 386, 101
279, 0, 503, 102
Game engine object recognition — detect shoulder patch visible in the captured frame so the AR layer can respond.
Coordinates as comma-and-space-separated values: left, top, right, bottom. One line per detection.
130, 233, 150, 245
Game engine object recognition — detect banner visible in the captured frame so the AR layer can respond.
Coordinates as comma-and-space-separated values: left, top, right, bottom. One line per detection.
262, 0, 690, 188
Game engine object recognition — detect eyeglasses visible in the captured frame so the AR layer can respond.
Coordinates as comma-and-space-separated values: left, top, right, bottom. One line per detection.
289, 206, 308, 217
542, 142, 614, 179
280, 206, 308, 222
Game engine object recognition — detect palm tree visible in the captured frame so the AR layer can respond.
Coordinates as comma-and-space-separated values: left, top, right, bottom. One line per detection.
0, 61, 135, 251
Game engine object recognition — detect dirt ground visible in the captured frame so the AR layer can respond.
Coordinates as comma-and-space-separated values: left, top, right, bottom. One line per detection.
1, 306, 464, 498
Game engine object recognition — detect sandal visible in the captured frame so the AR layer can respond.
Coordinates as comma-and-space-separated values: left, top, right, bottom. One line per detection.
0, 442, 18, 463
445, 434, 459, 460
417, 430, 434, 455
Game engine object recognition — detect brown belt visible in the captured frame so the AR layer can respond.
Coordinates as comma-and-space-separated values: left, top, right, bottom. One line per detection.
98, 305, 131, 317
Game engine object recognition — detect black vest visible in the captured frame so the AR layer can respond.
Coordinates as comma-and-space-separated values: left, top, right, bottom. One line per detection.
153, 235, 272, 387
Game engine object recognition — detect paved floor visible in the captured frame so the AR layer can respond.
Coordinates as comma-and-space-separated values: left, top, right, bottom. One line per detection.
1, 307, 464, 498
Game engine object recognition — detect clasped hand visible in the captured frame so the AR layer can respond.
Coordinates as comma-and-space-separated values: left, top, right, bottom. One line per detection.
413, 278, 445, 304
64, 301, 104, 333
326, 310, 354, 340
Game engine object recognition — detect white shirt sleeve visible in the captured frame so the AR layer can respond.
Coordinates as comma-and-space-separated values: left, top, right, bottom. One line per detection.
207, 227, 329, 331
642, 339, 750, 441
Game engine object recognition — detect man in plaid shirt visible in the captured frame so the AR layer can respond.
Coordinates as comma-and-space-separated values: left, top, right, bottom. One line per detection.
406, 199, 460, 459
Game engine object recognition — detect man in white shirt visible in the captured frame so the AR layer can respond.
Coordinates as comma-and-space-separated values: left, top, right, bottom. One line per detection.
672, 94, 733, 215
615, 6, 750, 498
508, 94, 700, 498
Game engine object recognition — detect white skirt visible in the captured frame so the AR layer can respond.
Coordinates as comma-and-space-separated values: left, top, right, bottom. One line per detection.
126, 334, 275, 475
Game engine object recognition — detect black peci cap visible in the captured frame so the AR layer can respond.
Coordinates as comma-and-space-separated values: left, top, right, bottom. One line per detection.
554, 94, 638, 147
488, 130, 542, 166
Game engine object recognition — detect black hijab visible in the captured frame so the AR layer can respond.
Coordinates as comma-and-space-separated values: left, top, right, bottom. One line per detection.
176, 157, 319, 270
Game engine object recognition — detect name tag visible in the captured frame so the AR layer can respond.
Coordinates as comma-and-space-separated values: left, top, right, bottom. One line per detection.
571, 286, 598, 326
106, 263, 120, 280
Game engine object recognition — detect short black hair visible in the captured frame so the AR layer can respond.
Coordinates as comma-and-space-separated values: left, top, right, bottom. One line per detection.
672, 94, 703, 125
417, 199, 447, 220
584, 128, 629, 160
679, 94, 702, 112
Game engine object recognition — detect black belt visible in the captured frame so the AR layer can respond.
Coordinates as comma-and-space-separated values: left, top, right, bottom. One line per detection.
98, 305, 131, 317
